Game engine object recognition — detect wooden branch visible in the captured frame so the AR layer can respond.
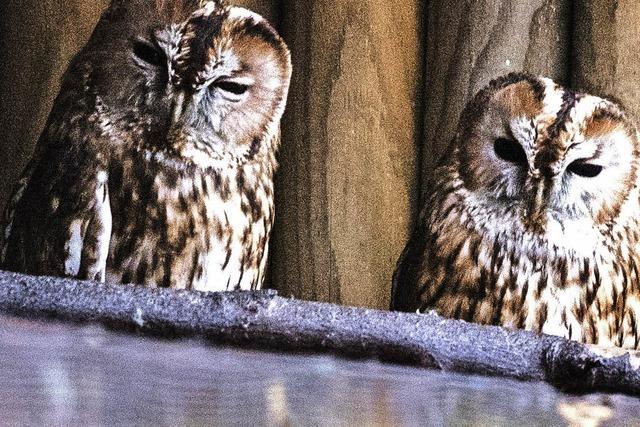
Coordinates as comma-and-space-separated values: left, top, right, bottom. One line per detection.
0, 270, 637, 396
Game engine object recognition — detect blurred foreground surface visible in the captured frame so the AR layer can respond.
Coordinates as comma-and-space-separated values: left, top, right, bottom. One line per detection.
0, 315, 637, 426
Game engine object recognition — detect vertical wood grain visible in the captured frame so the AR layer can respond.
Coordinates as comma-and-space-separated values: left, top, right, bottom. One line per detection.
572, 0, 640, 122
421, 0, 571, 192
0, 0, 109, 212
271, 1, 425, 309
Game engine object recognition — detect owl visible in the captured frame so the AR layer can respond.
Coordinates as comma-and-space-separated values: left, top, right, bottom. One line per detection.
0, 0, 291, 292
392, 73, 640, 350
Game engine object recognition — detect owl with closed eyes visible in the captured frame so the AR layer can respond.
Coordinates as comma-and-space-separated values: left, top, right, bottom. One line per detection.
392, 73, 640, 350
0, 0, 291, 292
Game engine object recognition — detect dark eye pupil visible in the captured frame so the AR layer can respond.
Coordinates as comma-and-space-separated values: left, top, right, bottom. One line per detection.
494, 138, 527, 164
133, 41, 163, 66
216, 81, 249, 95
567, 161, 603, 178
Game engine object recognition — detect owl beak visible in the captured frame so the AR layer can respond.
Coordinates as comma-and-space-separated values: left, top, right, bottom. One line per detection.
171, 91, 187, 126
523, 176, 548, 232
531, 180, 546, 215
528, 168, 542, 180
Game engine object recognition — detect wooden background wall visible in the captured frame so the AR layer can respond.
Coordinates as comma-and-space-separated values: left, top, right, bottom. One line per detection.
1, 1, 639, 310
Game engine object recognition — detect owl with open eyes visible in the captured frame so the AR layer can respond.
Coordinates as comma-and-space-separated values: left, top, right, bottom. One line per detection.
0, 0, 291, 292
392, 73, 640, 350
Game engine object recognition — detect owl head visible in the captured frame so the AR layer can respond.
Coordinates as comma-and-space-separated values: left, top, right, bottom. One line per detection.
66, 0, 291, 168
450, 73, 640, 235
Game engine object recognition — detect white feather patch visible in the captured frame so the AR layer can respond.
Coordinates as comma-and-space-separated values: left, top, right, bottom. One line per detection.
64, 220, 85, 276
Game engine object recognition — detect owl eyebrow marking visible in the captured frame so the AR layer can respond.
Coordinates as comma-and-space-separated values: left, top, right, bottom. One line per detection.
546, 90, 582, 143
557, 139, 585, 162
563, 131, 605, 162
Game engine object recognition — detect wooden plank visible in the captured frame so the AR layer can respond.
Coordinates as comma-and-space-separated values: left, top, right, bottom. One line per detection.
421, 0, 571, 192
0, 0, 110, 212
572, 0, 640, 121
271, 1, 425, 309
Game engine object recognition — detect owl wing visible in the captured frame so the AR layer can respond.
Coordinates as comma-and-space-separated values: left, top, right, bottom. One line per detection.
1, 122, 112, 282
391, 140, 459, 312
390, 220, 429, 312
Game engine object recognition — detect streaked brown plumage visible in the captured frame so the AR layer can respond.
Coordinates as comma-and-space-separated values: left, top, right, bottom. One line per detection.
392, 73, 640, 350
1, 0, 291, 291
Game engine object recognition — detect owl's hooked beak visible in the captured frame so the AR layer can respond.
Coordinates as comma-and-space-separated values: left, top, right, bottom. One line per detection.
171, 91, 187, 127
523, 171, 551, 233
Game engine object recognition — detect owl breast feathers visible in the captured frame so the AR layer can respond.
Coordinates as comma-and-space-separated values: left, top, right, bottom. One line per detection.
393, 73, 640, 350
0, 0, 291, 292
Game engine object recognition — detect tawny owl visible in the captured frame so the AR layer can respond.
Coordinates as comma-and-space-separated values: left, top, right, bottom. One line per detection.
392, 73, 640, 350
0, 0, 291, 292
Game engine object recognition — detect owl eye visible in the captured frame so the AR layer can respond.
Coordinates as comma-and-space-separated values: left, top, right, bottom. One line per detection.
214, 81, 250, 96
494, 138, 527, 164
132, 41, 164, 67
567, 161, 603, 178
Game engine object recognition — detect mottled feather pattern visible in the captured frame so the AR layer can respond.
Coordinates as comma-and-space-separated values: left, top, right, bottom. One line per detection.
106, 133, 277, 291
0, 0, 291, 292
393, 73, 640, 350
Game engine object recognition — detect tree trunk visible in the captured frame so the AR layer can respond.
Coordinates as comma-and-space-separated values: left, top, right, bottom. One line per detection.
572, 0, 640, 122
421, 0, 571, 193
271, 1, 425, 309
0, 0, 109, 212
